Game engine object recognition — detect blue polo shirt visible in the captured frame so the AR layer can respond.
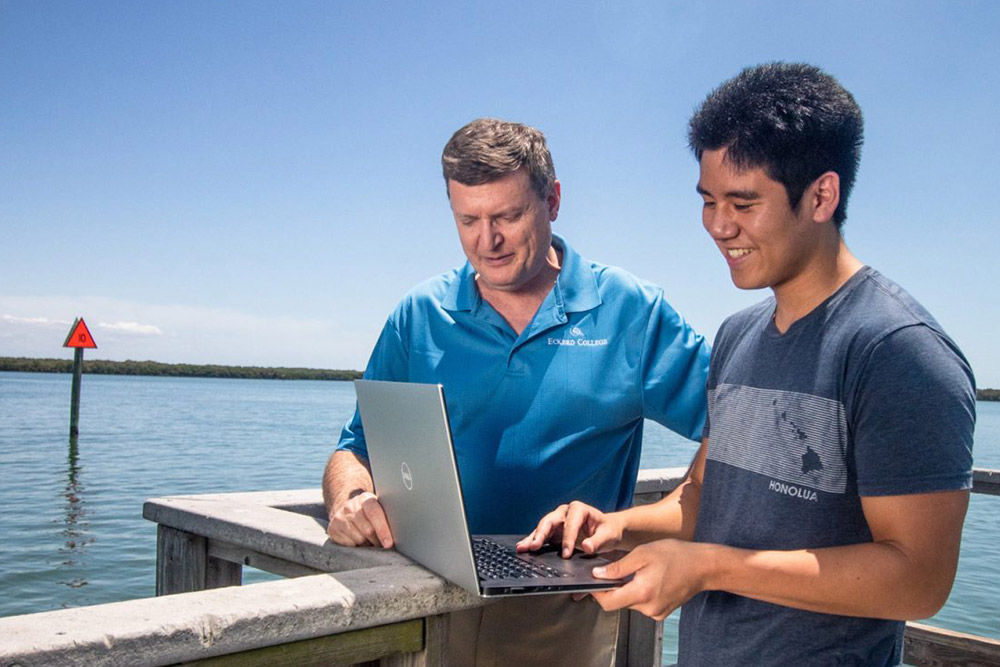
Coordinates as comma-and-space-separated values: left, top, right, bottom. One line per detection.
337, 235, 710, 534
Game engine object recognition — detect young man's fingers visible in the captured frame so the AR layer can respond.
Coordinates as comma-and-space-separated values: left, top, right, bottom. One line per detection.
580, 520, 616, 554
561, 503, 594, 558
590, 585, 638, 613
592, 548, 643, 580
516, 508, 565, 552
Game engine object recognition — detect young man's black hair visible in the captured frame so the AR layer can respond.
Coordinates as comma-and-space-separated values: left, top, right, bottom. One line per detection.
687, 62, 864, 228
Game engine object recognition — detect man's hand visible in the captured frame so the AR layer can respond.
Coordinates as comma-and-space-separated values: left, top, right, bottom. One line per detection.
516, 501, 626, 558
590, 539, 708, 620
327, 490, 394, 548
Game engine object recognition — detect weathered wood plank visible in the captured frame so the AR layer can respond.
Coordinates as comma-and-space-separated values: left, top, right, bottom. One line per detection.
626, 611, 662, 667
381, 614, 448, 667
634, 467, 686, 497
972, 469, 1000, 496
144, 497, 412, 574
175, 619, 424, 667
206, 554, 242, 589
614, 609, 631, 665
904, 621, 1000, 667
157, 525, 207, 596
208, 539, 323, 579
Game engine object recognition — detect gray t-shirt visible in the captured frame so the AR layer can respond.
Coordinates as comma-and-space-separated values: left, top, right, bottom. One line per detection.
678, 267, 975, 666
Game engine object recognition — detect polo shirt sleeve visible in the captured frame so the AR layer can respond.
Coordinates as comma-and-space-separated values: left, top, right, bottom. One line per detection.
852, 324, 975, 496
335, 317, 409, 460
640, 288, 712, 441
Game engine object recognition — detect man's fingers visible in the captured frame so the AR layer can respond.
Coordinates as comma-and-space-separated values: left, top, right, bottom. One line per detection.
360, 496, 393, 548
328, 517, 370, 546
326, 492, 392, 548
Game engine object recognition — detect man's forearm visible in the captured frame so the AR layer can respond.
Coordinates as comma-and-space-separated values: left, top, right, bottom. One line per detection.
322, 450, 375, 514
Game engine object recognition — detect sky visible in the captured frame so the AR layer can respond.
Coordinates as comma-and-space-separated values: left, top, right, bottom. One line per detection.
2, 1, 998, 386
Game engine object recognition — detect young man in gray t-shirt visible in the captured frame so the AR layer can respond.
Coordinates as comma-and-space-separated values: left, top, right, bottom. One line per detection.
519, 63, 975, 666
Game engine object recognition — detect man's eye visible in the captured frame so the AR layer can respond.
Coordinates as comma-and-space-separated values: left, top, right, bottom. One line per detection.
734, 203, 754, 211
702, 201, 715, 209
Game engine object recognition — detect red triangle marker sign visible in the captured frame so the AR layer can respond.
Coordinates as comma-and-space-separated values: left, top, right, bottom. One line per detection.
64, 318, 98, 349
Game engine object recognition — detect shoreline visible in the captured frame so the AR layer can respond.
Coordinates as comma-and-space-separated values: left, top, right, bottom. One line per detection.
0, 356, 361, 382
2, 356, 998, 400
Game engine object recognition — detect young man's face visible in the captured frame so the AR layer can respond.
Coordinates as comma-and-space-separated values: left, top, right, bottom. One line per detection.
448, 168, 560, 295
697, 148, 818, 292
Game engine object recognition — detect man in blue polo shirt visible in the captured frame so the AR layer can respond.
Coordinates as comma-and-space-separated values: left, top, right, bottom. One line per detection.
322, 117, 710, 666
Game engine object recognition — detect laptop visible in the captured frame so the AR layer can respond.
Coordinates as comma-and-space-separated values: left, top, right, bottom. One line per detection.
354, 379, 629, 597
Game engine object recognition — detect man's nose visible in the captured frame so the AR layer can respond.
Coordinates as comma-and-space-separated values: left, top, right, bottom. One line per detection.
479, 221, 503, 250
704, 206, 738, 240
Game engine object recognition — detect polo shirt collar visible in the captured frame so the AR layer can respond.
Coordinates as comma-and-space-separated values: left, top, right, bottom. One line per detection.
441, 234, 602, 314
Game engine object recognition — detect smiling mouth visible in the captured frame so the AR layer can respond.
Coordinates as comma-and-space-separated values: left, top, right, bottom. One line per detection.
726, 248, 754, 258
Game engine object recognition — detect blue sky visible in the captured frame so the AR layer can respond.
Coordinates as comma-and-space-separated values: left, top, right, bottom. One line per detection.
2, 1, 998, 386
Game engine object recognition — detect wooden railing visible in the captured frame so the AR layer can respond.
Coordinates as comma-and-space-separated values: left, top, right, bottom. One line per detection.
1, 468, 997, 666
903, 468, 1000, 667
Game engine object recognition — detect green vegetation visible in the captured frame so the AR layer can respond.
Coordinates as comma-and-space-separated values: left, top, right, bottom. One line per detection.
2, 357, 998, 398
0, 357, 361, 381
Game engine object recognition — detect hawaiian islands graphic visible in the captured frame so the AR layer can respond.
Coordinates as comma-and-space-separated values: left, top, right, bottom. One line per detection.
802, 446, 823, 474
771, 398, 824, 475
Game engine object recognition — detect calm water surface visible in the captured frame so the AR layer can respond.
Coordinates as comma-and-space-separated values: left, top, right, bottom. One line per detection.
1, 372, 996, 659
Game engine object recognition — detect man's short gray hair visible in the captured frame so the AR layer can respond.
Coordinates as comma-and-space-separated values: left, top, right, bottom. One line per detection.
442, 118, 556, 200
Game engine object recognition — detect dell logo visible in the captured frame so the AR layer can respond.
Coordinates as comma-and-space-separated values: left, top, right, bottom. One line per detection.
401, 461, 413, 491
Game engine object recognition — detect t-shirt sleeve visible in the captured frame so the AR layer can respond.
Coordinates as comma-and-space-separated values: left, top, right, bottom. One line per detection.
640, 289, 712, 441
335, 318, 409, 460
852, 324, 975, 496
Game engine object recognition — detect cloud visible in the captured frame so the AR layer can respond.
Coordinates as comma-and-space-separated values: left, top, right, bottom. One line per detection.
98, 321, 163, 336
2, 315, 72, 327
0, 295, 377, 369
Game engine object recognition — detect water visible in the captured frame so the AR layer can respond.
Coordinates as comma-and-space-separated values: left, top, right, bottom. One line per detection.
1, 372, 997, 660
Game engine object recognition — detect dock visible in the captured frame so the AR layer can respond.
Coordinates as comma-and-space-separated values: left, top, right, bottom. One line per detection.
1, 467, 998, 666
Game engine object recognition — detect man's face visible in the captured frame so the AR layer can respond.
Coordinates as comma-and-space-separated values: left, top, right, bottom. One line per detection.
448, 168, 560, 295
697, 148, 818, 292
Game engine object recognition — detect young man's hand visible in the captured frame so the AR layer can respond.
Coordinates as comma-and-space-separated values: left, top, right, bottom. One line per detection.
516, 501, 626, 558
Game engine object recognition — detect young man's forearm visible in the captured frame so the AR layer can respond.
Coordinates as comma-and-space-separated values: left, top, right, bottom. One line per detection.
686, 490, 968, 620
616, 438, 707, 548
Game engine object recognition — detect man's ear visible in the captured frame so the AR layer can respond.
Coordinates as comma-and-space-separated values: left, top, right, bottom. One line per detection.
547, 180, 562, 221
810, 171, 840, 224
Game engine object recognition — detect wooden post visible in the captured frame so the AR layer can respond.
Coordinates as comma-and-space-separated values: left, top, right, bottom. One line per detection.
69, 347, 83, 438
63, 317, 96, 439
381, 614, 448, 667
155, 525, 241, 596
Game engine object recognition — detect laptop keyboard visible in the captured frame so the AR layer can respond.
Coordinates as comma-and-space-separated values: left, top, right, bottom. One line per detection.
473, 538, 572, 580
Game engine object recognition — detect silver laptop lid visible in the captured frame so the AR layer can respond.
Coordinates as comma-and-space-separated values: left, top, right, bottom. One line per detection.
354, 379, 481, 593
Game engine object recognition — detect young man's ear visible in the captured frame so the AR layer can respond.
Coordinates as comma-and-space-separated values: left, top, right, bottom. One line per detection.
810, 171, 841, 224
